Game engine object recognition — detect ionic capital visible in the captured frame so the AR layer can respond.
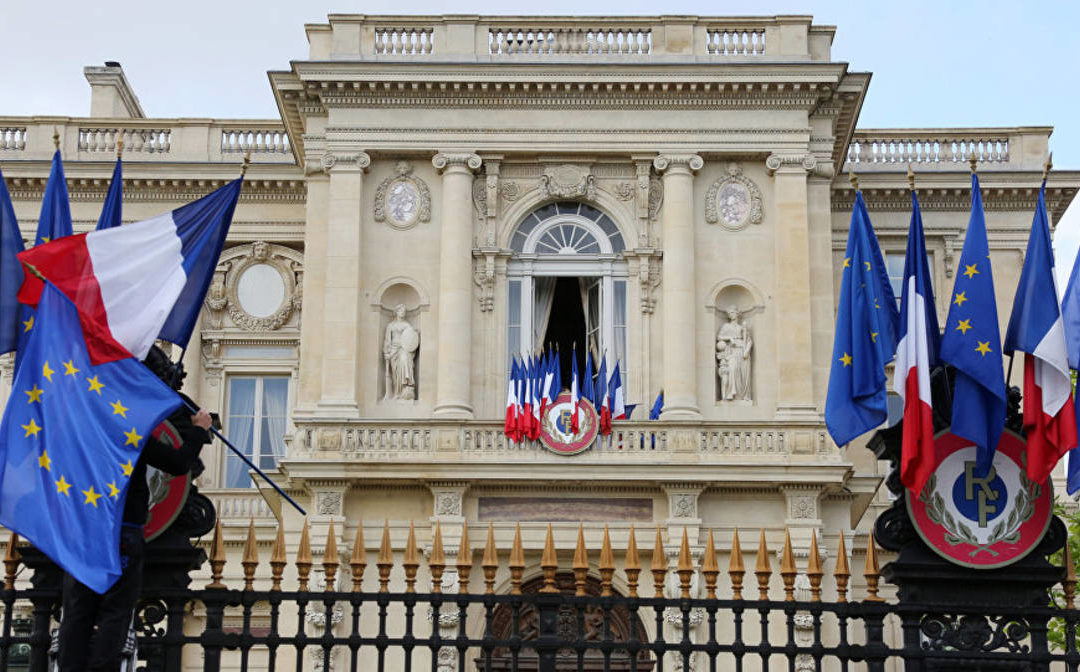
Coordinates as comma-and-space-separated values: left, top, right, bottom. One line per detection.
432, 152, 482, 174
765, 153, 816, 177
653, 154, 704, 175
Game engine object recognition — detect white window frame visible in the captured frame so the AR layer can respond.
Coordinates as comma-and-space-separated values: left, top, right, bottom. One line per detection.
222, 372, 293, 489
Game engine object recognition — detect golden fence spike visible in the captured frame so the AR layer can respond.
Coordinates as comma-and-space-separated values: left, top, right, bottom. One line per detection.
1063, 541, 1076, 610
323, 521, 340, 591
456, 522, 472, 594
509, 523, 525, 595
431, 522, 446, 594
702, 529, 719, 600
573, 523, 589, 597
377, 520, 393, 593
270, 523, 286, 592
540, 524, 559, 593
350, 523, 366, 592
404, 521, 420, 594
599, 525, 615, 597
677, 528, 693, 599
241, 518, 259, 591
863, 532, 884, 602
780, 528, 797, 602
651, 526, 667, 598
3, 531, 20, 591
729, 527, 745, 600
206, 517, 227, 590
807, 530, 823, 603
835, 533, 851, 603
755, 528, 771, 601
624, 525, 641, 598
296, 518, 313, 593
482, 523, 498, 595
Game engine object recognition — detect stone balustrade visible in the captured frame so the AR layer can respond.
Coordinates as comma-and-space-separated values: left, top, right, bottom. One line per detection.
488, 26, 652, 56
0, 127, 27, 152
845, 127, 1053, 172
209, 489, 276, 520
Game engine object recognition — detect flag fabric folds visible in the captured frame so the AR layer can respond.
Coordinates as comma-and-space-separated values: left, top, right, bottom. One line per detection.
596, 356, 610, 435
1062, 232, 1080, 494
504, 358, 520, 442
0, 168, 25, 356
569, 347, 580, 433
95, 157, 123, 231
649, 391, 664, 420
18, 179, 243, 363
939, 174, 1006, 477
582, 352, 595, 412
825, 191, 899, 447
609, 361, 625, 421
0, 281, 181, 593
1004, 183, 1078, 484
894, 190, 941, 495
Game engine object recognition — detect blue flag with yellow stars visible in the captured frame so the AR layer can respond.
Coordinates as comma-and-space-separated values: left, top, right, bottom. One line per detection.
0, 281, 180, 593
940, 174, 1006, 477
825, 191, 899, 446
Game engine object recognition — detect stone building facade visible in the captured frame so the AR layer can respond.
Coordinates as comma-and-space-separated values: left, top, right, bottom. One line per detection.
1, 14, 1078, 670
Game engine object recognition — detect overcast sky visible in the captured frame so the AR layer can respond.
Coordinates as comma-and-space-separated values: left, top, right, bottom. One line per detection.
3, 0, 1079, 277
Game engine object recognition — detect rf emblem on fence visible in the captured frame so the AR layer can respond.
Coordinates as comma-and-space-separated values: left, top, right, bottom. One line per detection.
907, 430, 1053, 569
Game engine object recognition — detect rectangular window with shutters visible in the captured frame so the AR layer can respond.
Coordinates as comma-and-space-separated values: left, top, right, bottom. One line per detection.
224, 375, 290, 488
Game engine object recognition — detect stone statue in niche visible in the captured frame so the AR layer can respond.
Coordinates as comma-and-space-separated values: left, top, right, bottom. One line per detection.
716, 306, 752, 401
383, 304, 420, 400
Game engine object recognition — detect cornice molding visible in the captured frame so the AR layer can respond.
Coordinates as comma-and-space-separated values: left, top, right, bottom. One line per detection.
5, 176, 307, 204
831, 185, 1077, 221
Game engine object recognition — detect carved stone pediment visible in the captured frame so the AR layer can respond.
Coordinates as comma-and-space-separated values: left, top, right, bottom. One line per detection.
705, 163, 763, 231
539, 164, 596, 201
374, 161, 431, 229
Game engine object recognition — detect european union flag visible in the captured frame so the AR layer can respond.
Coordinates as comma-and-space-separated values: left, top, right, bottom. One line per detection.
0, 167, 25, 355
0, 281, 180, 593
940, 174, 1005, 477
825, 192, 899, 446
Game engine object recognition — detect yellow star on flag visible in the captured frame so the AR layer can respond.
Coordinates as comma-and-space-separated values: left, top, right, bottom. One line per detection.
22, 418, 41, 438
107, 481, 120, 499
839, 352, 853, 367
22, 316, 33, 332
25, 385, 43, 403
864, 260, 872, 271
870, 331, 879, 343
953, 291, 968, 307
38, 450, 51, 471
110, 399, 129, 417
956, 319, 972, 335
41, 361, 54, 382
63, 360, 79, 377
124, 428, 142, 447
87, 375, 104, 394
120, 459, 134, 477
40, 237, 50, 244
975, 341, 992, 356
82, 486, 102, 508
55, 475, 71, 496
963, 263, 979, 279
843, 257, 851, 268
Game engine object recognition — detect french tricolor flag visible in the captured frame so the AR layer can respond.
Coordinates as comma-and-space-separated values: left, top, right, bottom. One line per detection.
505, 357, 521, 442
569, 346, 580, 433
17, 180, 241, 364
893, 191, 941, 495
1004, 182, 1078, 484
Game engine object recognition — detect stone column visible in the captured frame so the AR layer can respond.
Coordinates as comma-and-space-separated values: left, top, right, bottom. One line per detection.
767, 153, 816, 417
432, 153, 482, 419
654, 154, 703, 420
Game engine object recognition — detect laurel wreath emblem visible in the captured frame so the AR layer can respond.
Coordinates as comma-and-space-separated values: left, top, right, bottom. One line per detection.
918, 468, 1039, 558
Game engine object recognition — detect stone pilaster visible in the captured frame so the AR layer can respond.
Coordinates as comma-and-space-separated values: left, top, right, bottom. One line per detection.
432, 153, 482, 419
296, 172, 329, 413
654, 154, 703, 420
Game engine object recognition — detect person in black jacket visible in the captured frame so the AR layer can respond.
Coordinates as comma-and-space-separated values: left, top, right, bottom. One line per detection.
57, 347, 213, 672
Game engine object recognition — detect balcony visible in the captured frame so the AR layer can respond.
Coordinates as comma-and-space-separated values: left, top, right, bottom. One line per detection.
845, 127, 1053, 173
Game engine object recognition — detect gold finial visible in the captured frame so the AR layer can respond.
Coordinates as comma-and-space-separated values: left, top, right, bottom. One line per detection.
677, 528, 693, 599
481, 523, 498, 595
907, 164, 915, 192
430, 522, 446, 594
240, 148, 252, 177
241, 518, 259, 591
3, 532, 20, 591
969, 153, 977, 175
455, 522, 472, 594
624, 525, 641, 598
599, 525, 615, 597
1043, 152, 1054, 182
1064, 540, 1076, 610
573, 524, 589, 597
702, 529, 719, 600
296, 518, 313, 592
807, 531, 823, 602
52, 127, 60, 151
540, 524, 559, 593
848, 168, 859, 192
206, 517, 227, 589
780, 528, 797, 602
755, 528, 771, 601
350, 524, 366, 592
377, 520, 392, 593
116, 135, 124, 159
270, 523, 286, 591
729, 528, 745, 600
324, 521, 340, 592
509, 523, 525, 595
651, 526, 667, 598
403, 521, 419, 594
863, 532, 884, 602
835, 533, 851, 603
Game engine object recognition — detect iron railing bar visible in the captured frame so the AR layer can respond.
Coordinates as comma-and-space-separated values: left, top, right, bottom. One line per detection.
348, 592, 362, 672
238, 590, 254, 672
294, 590, 310, 672
0, 588, 15, 672
429, 593, 442, 672
376, 593, 388, 672
403, 592, 417, 672
321, 591, 336, 672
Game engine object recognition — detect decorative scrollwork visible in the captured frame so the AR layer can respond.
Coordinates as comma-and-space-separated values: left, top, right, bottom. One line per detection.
920, 614, 1030, 654
171, 491, 216, 538
134, 599, 169, 639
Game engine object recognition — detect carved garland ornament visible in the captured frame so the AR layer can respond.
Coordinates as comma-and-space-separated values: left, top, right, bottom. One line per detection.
374, 161, 431, 229
539, 164, 597, 201
705, 163, 764, 231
